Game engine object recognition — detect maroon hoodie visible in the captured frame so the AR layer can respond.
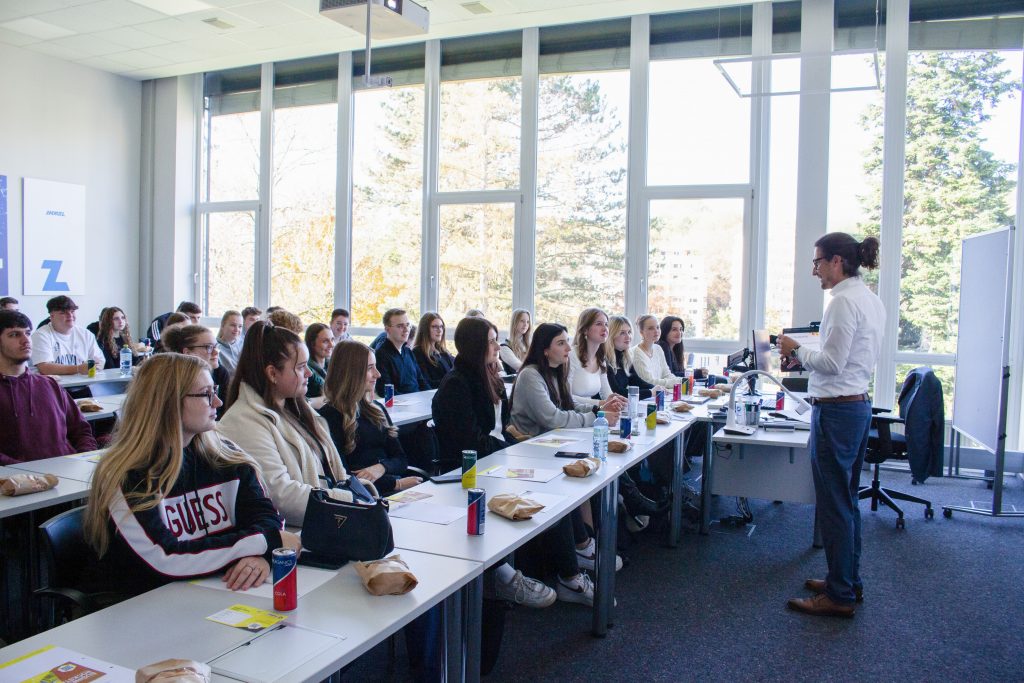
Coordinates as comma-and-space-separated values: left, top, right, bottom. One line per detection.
0, 371, 97, 464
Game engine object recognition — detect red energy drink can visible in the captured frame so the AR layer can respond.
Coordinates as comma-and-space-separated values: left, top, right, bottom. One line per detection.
776, 391, 785, 410
384, 383, 395, 408
467, 488, 486, 535
673, 382, 682, 402
272, 547, 297, 611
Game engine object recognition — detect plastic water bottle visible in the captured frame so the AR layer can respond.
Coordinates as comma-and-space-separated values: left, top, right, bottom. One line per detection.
119, 345, 132, 377
592, 411, 609, 462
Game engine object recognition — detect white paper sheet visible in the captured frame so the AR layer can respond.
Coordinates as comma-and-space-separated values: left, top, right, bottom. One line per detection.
189, 565, 336, 599
516, 490, 567, 514
388, 501, 466, 525
477, 466, 561, 483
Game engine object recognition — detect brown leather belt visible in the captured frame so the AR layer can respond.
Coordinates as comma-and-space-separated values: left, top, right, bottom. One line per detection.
808, 394, 869, 405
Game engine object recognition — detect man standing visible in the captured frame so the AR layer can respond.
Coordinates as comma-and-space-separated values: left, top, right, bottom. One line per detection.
31, 296, 105, 375
778, 232, 884, 618
0, 310, 97, 463
375, 308, 429, 396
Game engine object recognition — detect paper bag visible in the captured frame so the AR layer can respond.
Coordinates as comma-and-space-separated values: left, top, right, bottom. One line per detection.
607, 440, 630, 454
487, 493, 544, 520
699, 388, 723, 399
136, 659, 211, 683
562, 457, 601, 478
0, 473, 59, 497
672, 403, 693, 413
355, 554, 418, 595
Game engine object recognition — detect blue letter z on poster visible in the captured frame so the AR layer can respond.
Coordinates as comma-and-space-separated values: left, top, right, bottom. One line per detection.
41, 259, 70, 292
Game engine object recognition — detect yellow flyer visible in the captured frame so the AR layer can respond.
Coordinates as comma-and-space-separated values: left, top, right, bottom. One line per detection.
0, 645, 133, 682
206, 604, 287, 632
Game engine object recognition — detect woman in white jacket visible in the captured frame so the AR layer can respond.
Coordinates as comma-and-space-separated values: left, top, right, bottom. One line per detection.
219, 322, 364, 526
630, 314, 679, 389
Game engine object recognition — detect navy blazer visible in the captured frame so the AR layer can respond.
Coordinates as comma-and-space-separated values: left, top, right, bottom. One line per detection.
375, 340, 429, 395
898, 367, 945, 483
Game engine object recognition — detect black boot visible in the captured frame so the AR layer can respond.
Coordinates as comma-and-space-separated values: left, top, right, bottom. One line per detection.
621, 478, 669, 517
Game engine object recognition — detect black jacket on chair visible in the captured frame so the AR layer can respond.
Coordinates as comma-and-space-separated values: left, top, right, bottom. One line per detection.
899, 366, 944, 483
432, 365, 510, 464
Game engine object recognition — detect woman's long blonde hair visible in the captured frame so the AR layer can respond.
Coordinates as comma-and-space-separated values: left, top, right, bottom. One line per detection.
507, 309, 532, 359
323, 341, 394, 455
605, 316, 633, 371
85, 353, 251, 557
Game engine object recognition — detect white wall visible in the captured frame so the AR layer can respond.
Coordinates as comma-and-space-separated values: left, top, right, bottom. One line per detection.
0, 42, 141, 330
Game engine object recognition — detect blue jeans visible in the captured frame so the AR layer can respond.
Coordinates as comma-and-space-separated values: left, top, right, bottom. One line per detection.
809, 400, 871, 604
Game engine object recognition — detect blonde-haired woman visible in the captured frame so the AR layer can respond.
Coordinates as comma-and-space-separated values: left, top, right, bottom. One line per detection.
567, 307, 627, 410
631, 314, 679, 389
84, 353, 299, 597
499, 308, 531, 374
318, 340, 422, 496
604, 316, 654, 400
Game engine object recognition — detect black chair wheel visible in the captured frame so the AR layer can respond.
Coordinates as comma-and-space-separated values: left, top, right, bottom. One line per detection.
943, 508, 953, 519
925, 508, 934, 520
896, 517, 906, 530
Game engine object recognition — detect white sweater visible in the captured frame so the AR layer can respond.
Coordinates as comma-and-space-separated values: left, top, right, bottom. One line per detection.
218, 382, 353, 526
31, 323, 104, 369
631, 343, 678, 389
567, 352, 612, 406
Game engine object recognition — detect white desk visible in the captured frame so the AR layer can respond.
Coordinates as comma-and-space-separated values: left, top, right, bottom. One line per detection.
0, 549, 483, 683
385, 389, 435, 427
53, 368, 132, 390
711, 427, 813, 503
6, 451, 103, 484
0, 465, 91, 520
78, 394, 126, 422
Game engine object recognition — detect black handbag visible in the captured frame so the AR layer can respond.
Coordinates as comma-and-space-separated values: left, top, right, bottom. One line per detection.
301, 485, 394, 565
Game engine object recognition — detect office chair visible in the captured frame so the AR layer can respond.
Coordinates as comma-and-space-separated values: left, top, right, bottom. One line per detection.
33, 507, 125, 629
859, 368, 943, 528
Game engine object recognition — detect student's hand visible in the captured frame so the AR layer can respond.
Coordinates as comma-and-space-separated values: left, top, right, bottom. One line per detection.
395, 476, 423, 491
77, 362, 90, 375
223, 556, 270, 591
599, 395, 626, 412
280, 530, 302, 552
602, 408, 621, 426
777, 334, 798, 357
353, 464, 386, 482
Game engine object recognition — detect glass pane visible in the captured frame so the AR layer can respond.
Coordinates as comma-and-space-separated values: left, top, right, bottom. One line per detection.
648, 198, 745, 341
271, 103, 337, 326
535, 70, 629, 325
648, 58, 751, 185
897, 51, 1021, 354
204, 211, 255, 316
438, 77, 521, 191
203, 110, 260, 202
352, 86, 424, 327
438, 203, 515, 326
764, 71, 800, 333
896, 363, 955, 417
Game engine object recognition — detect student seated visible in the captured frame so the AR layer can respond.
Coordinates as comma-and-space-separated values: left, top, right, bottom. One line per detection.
510, 322, 624, 597
268, 309, 304, 335
318, 340, 422, 496
499, 308, 531, 374
30, 296, 105, 376
216, 310, 244, 376
330, 308, 351, 342
374, 308, 429, 395
567, 308, 627, 411
148, 301, 202, 352
0, 296, 18, 311
605, 316, 654, 400
83, 353, 300, 597
217, 322, 366, 526
304, 322, 333, 407
412, 313, 454, 390
161, 325, 230, 419
96, 306, 149, 370
465, 308, 486, 319
0, 310, 97, 464
657, 315, 688, 377
631, 315, 679, 389
241, 306, 263, 335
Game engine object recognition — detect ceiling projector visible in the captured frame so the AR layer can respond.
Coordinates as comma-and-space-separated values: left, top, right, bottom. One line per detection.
320, 0, 429, 39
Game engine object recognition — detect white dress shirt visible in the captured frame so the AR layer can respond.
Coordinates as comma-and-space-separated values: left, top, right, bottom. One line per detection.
795, 276, 885, 399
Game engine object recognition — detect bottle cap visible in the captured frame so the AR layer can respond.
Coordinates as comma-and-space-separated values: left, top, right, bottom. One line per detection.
597, 411, 605, 418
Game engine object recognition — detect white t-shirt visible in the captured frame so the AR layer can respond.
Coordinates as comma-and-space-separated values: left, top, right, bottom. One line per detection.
489, 402, 505, 442
31, 323, 104, 369
567, 352, 613, 405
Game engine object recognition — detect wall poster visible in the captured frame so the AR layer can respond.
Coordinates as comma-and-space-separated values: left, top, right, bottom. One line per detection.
22, 177, 86, 295
0, 175, 7, 296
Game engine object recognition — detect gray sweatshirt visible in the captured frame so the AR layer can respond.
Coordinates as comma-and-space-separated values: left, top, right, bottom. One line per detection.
510, 365, 596, 437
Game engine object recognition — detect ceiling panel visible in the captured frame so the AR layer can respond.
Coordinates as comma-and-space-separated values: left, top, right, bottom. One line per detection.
90, 25, 172, 49
34, 5, 122, 33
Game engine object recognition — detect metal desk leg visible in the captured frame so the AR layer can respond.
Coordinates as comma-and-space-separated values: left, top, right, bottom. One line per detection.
700, 423, 713, 534
462, 575, 482, 683
668, 432, 684, 547
443, 586, 463, 682
592, 477, 619, 637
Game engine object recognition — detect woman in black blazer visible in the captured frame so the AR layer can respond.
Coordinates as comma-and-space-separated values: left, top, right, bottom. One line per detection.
413, 312, 455, 389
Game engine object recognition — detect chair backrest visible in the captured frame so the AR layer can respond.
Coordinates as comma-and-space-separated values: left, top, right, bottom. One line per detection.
38, 506, 92, 590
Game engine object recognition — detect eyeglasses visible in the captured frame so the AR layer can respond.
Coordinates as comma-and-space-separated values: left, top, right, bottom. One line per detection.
811, 257, 827, 270
185, 386, 219, 406
186, 344, 217, 354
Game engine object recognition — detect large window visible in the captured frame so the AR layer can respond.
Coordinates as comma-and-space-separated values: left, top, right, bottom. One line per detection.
203, 211, 256, 317
535, 70, 629, 325
352, 85, 424, 327
438, 203, 515, 325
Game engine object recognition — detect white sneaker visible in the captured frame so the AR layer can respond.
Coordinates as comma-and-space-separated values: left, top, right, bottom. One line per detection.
556, 573, 596, 606
575, 542, 623, 572
494, 570, 556, 608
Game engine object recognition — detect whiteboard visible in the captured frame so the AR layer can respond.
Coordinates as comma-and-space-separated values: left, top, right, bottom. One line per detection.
951, 228, 1012, 453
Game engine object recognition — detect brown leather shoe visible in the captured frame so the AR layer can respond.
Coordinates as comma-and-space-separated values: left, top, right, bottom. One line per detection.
787, 593, 856, 618
804, 578, 864, 603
